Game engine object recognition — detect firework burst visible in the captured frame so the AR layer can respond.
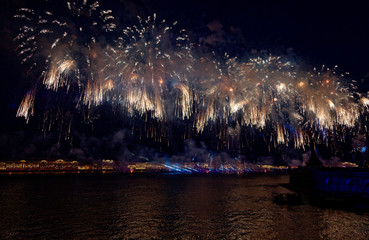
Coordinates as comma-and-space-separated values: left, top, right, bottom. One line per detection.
14, 0, 116, 122
13, 2, 367, 152
104, 14, 195, 121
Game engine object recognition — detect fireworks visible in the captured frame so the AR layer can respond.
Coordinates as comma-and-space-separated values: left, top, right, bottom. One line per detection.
15, 0, 116, 118
16, 89, 36, 122
105, 13, 195, 120
13, 1, 368, 152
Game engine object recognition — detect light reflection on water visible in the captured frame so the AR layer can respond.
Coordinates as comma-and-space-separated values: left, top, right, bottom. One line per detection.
0, 174, 368, 239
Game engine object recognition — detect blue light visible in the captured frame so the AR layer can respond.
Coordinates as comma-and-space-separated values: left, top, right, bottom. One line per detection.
361, 146, 367, 153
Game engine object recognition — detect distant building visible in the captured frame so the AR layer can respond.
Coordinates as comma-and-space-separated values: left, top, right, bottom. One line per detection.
0, 159, 79, 172
102, 160, 115, 171
339, 162, 359, 168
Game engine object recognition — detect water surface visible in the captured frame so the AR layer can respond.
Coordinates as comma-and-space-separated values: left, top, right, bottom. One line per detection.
0, 174, 368, 239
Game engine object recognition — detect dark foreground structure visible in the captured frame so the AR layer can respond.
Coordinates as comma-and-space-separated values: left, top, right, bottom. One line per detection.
289, 167, 369, 208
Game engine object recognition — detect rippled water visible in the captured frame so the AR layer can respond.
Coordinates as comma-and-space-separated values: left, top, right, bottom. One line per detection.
0, 174, 368, 239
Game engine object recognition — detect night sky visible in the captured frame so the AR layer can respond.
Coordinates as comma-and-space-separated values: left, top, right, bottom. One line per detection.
1, 0, 369, 163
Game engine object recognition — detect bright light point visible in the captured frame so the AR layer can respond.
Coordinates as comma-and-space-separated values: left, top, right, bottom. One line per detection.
298, 82, 304, 87
277, 83, 286, 91
361, 146, 367, 153
327, 99, 335, 109
91, 51, 97, 59
229, 88, 233, 92
159, 79, 163, 84
360, 97, 369, 106
105, 80, 113, 90
325, 79, 330, 84
273, 97, 278, 102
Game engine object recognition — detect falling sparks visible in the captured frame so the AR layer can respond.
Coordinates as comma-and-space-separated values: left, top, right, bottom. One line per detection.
105, 14, 194, 121
16, 90, 36, 122
13, 1, 367, 151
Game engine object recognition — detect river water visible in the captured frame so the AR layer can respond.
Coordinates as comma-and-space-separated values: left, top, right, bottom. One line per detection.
0, 174, 368, 239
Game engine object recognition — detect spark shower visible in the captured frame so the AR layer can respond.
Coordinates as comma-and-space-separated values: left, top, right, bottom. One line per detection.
13, 0, 369, 152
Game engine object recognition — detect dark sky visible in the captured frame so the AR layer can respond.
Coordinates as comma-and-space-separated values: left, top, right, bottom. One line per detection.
2, 0, 369, 78
150, 0, 369, 79
1, 0, 369, 162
